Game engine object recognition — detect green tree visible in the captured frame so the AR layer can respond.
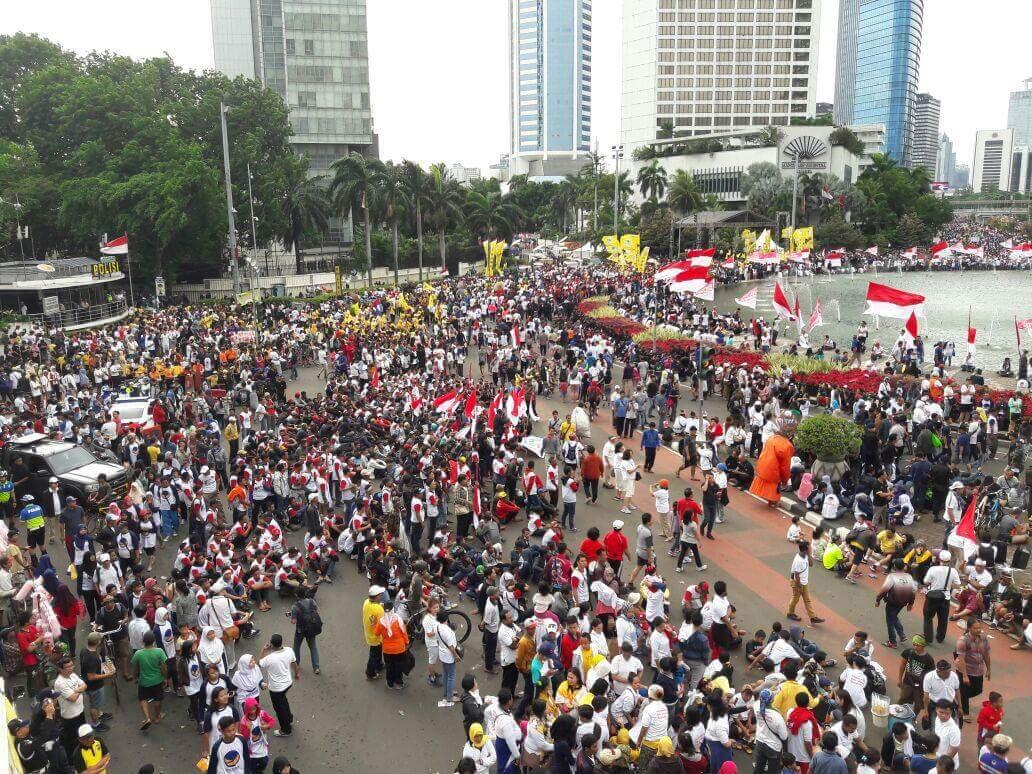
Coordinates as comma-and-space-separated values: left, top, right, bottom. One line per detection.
425, 163, 465, 269
896, 213, 925, 247
464, 190, 522, 241
814, 214, 864, 250
0, 33, 73, 140
400, 160, 431, 281
371, 160, 409, 286
330, 151, 377, 286
657, 120, 675, 140
636, 160, 668, 202
667, 170, 703, 217
282, 167, 331, 275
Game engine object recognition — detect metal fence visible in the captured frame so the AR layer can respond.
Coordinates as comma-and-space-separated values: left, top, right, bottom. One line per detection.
22, 298, 129, 329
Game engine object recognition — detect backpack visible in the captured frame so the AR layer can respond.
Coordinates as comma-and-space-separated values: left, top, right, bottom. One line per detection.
294, 598, 323, 637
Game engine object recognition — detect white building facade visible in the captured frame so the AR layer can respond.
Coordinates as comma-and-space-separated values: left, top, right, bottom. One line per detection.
912, 92, 940, 176
972, 129, 1014, 193
1007, 77, 1032, 148
620, 0, 822, 153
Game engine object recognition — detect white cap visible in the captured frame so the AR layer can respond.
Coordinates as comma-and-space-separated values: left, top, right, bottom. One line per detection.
77, 723, 94, 737
938, 550, 952, 562
974, 558, 986, 566
308, 493, 319, 500
612, 519, 624, 529
99, 553, 111, 562
949, 481, 964, 490
368, 585, 385, 596
49, 477, 58, 484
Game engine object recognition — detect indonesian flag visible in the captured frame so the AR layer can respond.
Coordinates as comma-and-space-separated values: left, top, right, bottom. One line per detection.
902, 311, 919, 348
448, 459, 459, 484
472, 483, 482, 529
787, 251, 810, 263
686, 247, 716, 260
808, 299, 824, 331
656, 259, 698, 281
407, 386, 423, 412
947, 488, 979, 559
510, 324, 522, 348
721, 256, 736, 269
902, 247, 918, 259
929, 241, 950, 258
864, 246, 878, 257
463, 388, 478, 419
964, 243, 983, 258
967, 307, 976, 346
440, 265, 449, 276
772, 282, 797, 321
486, 391, 503, 427
864, 281, 925, 320
825, 250, 844, 267
748, 251, 780, 265
1016, 317, 1032, 347
669, 264, 711, 294
100, 234, 129, 255
433, 389, 462, 414
734, 287, 758, 309
1001, 239, 1014, 250
1009, 243, 1032, 259
950, 241, 967, 255
507, 387, 526, 420
693, 280, 715, 301
793, 297, 803, 333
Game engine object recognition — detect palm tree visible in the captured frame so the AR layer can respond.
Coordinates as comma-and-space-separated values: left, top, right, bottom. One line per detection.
551, 175, 579, 234
400, 160, 431, 281
636, 160, 668, 202
281, 173, 331, 275
371, 160, 408, 286
465, 190, 523, 241
580, 152, 604, 228
329, 151, 376, 286
657, 120, 675, 140
667, 170, 703, 216
425, 163, 465, 270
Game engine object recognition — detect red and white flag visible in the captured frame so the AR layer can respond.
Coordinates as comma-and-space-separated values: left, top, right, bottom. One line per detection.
721, 256, 736, 269
734, 287, 758, 309
693, 280, 715, 301
864, 246, 878, 257
947, 489, 979, 559
902, 247, 918, 259
1009, 243, 1032, 259
471, 483, 482, 529
433, 389, 462, 414
825, 250, 844, 268
669, 264, 711, 294
655, 259, 695, 281
929, 241, 950, 258
1001, 239, 1014, 250
510, 324, 522, 348
808, 299, 824, 331
370, 366, 380, 389
463, 388, 479, 419
407, 386, 423, 412
772, 282, 797, 321
903, 311, 919, 347
686, 247, 716, 260
864, 281, 925, 320
507, 387, 526, 420
967, 307, 976, 346
100, 234, 129, 255
787, 251, 810, 263
1016, 317, 1032, 347
486, 391, 503, 427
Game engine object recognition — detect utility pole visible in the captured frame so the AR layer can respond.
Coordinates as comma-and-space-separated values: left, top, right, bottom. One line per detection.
219, 102, 240, 296
611, 144, 623, 235
246, 162, 260, 290
790, 153, 800, 233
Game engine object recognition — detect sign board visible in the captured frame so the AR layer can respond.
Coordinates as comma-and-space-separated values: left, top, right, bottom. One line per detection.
231, 330, 255, 344
780, 135, 829, 171
520, 435, 545, 458
92, 260, 120, 278
334, 266, 343, 295
42, 296, 59, 315
154, 276, 166, 297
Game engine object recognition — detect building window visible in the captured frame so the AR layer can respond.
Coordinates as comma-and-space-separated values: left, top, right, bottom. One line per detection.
298, 91, 317, 108
304, 40, 315, 55
285, 39, 296, 54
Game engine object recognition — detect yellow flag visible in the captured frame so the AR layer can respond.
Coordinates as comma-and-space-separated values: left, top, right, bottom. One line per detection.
741, 229, 757, 255
781, 227, 793, 243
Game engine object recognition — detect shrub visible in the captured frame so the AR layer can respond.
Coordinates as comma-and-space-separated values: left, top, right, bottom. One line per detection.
794, 414, 863, 462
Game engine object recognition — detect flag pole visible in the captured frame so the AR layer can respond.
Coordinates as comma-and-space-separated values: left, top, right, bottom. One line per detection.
123, 232, 136, 309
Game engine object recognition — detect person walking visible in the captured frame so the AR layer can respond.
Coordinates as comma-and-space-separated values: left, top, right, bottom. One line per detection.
922, 551, 960, 644
362, 585, 385, 680
289, 587, 322, 675
130, 631, 168, 731
874, 559, 918, 648
641, 422, 661, 473
579, 445, 603, 505
786, 541, 825, 625
258, 634, 298, 737
955, 620, 991, 721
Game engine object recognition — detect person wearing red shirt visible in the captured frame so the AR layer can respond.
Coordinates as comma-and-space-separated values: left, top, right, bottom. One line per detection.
603, 521, 630, 578
579, 446, 604, 504
16, 616, 43, 693
578, 527, 604, 561
494, 492, 520, 525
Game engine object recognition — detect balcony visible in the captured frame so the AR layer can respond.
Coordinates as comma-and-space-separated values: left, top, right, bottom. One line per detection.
24, 299, 130, 331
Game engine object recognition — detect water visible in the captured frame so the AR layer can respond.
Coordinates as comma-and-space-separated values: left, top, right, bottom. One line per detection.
711, 270, 1032, 371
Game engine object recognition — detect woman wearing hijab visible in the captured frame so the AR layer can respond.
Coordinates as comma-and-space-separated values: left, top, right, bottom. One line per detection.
371, 602, 410, 689
232, 653, 264, 712
197, 626, 227, 674
461, 722, 498, 774
645, 736, 682, 774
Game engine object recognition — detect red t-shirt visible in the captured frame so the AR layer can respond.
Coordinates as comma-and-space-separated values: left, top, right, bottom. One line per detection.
603, 530, 628, 561
676, 497, 702, 524
17, 626, 40, 667
578, 538, 604, 561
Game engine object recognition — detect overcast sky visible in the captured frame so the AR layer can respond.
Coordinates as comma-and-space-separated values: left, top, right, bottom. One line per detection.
2, 0, 1029, 172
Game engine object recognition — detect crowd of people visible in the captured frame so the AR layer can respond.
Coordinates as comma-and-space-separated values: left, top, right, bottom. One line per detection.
0, 251, 1027, 774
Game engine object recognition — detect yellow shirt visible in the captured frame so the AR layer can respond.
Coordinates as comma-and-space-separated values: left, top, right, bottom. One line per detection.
876, 530, 905, 554
362, 599, 385, 646
772, 679, 817, 717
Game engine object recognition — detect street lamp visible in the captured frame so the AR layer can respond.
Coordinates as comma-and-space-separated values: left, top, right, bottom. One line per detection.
611, 144, 624, 236
0, 195, 26, 259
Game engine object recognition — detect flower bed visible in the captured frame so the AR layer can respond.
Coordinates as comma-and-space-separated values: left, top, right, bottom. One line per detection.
799, 369, 884, 393
712, 349, 770, 370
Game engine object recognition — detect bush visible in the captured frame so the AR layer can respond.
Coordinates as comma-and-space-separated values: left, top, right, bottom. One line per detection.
793, 414, 863, 462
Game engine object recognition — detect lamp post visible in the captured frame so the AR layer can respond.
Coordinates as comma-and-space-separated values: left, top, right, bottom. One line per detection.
219, 102, 240, 296
0, 195, 26, 259
611, 144, 623, 236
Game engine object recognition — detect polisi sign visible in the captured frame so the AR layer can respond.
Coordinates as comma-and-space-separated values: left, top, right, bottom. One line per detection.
780, 135, 828, 170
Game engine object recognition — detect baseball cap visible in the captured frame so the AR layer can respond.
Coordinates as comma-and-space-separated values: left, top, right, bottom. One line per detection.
77, 723, 94, 738
938, 550, 951, 561
368, 585, 385, 596
949, 481, 964, 490
7, 719, 27, 734
612, 519, 624, 529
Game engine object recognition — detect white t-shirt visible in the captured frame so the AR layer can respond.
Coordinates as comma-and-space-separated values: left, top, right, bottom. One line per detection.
710, 594, 730, 625
839, 666, 868, 709
54, 673, 86, 719
934, 716, 962, 768
259, 647, 297, 692
438, 622, 457, 664
791, 553, 810, 586
639, 700, 670, 742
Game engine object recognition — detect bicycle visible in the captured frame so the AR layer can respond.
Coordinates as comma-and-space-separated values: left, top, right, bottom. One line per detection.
405, 586, 472, 646
92, 626, 123, 706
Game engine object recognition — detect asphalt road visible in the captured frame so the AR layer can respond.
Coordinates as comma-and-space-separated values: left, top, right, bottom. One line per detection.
16, 363, 1027, 773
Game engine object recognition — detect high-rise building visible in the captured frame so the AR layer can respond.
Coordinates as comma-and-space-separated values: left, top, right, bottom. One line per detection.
834, 0, 923, 166
937, 133, 956, 185
210, 0, 375, 244
1008, 77, 1032, 148
447, 163, 484, 185
972, 129, 1015, 193
849, 123, 886, 175
816, 102, 834, 118
620, 0, 822, 151
508, 0, 592, 178
953, 163, 969, 189
911, 93, 940, 175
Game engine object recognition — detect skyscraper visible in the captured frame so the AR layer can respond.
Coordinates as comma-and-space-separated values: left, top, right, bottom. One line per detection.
972, 129, 1014, 193
911, 93, 940, 175
620, 0, 822, 151
834, 0, 923, 166
937, 133, 955, 185
210, 0, 375, 244
508, 0, 592, 178
1007, 77, 1032, 148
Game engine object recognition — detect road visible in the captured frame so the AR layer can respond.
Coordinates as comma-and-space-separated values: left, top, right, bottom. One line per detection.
20, 363, 1027, 773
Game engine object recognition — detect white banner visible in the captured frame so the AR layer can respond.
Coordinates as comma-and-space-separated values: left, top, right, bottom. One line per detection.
520, 435, 545, 458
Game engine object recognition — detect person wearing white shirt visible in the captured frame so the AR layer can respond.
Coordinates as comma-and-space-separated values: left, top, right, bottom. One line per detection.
492, 692, 522, 774
933, 700, 962, 768
787, 541, 824, 625
635, 686, 670, 748
610, 644, 643, 692
838, 655, 869, 709
648, 624, 672, 670
754, 693, 790, 771
919, 661, 959, 724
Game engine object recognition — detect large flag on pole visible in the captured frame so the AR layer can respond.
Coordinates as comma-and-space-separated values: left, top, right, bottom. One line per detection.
734, 287, 758, 309
433, 389, 462, 414
1016, 317, 1032, 348
686, 247, 716, 260
864, 281, 925, 320
808, 299, 823, 331
902, 311, 919, 349
967, 307, 976, 346
668, 264, 711, 294
100, 234, 129, 255
947, 489, 979, 559
929, 241, 950, 259
772, 282, 797, 321
463, 389, 479, 420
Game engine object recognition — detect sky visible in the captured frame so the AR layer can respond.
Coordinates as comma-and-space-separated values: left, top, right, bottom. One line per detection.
2, 0, 1030, 172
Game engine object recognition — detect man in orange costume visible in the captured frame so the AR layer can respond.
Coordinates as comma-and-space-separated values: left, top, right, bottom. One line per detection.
749, 413, 797, 506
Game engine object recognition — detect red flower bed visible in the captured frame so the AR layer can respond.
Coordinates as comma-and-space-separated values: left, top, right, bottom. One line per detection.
800, 369, 884, 393
638, 338, 698, 355
713, 349, 770, 370
597, 317, 646, 337
577, 300, 606, 315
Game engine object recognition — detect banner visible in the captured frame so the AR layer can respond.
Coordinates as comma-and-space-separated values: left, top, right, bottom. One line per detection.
520, 435, 545, 458
792, 227, 814, 251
